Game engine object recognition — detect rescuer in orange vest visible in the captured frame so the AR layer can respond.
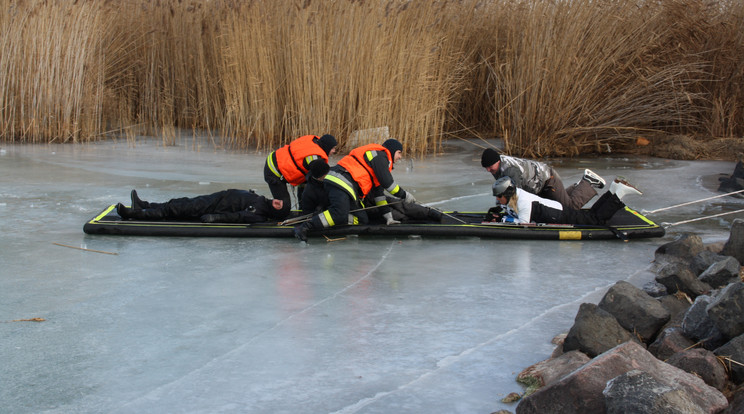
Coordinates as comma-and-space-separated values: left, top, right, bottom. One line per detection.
264, 134, 337, 218
293, 138, 416, 242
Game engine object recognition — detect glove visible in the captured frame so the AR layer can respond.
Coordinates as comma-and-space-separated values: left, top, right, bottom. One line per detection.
294, 222, 312, 242
404, 191, 416, 204
384, 212, 400, 225
484, 206, 505, 222
200, 214, 221, 223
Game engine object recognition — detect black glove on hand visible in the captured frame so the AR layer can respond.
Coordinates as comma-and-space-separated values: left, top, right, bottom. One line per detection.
485, 206, 506, 222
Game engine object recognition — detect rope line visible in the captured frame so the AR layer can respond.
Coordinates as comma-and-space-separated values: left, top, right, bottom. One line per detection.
642, 189, 744, 215
662, 208, 744, 227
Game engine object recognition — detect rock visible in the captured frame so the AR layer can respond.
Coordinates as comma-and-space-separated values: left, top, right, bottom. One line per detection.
720, 384, 744, 414
667, 348, 727, 391
714, 334, 744, 384
681, 295, 728, 350
515, 341, 728, 414
699, 256, 742, 288
692, 250, 729, 276
648, 327, 696, 361
563, 303, 637, 358
549, 333, 567, 358
603, 370, 705, 414
656, 261, 711, 298
658, 293, 692, 329
655, 234, 705, 265
517, 350, 591, 393
598, 281, 670, 342
501, 392, 522, 403
722, 219, 744, 263
642, 280, 668, 297
708, 282, 744, 340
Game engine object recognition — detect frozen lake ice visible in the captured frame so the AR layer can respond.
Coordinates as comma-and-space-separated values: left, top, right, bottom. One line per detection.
1, 137, 741, 413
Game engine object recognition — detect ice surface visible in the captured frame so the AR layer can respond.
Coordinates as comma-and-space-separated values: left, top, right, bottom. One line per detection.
1, 137, 741, 413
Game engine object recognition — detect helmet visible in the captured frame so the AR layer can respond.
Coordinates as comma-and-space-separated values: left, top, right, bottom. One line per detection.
492, 176, 515, 199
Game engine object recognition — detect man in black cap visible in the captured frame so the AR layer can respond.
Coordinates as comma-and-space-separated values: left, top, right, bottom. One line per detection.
293, 139, 416, 242
116, 189, 286, 223
264, 134, 337, 218
480, 147, 602, 210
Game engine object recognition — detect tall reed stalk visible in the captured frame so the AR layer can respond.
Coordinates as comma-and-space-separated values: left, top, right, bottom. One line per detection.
1, 0, 742, 158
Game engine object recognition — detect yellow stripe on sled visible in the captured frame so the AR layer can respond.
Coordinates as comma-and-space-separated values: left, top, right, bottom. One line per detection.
559, 231, 582, 240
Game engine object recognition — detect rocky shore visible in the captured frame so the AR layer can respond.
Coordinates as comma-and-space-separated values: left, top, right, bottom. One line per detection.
498, 219, 744, 414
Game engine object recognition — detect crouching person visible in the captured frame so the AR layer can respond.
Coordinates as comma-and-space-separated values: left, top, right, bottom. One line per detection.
293, 139, 416, 242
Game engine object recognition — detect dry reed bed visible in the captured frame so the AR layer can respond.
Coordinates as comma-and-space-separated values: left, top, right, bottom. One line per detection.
0, 0, 742, 157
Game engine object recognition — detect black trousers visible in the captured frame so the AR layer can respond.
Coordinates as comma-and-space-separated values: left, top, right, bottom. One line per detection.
530, 192, 624, 225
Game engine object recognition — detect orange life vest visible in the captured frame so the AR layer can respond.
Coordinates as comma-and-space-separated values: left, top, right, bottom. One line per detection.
274, 135, 329, 185
336, 144, 392, 197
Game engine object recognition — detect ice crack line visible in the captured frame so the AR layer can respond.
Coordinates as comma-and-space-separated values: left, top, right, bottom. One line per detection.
117, 242, 396, 410
331, 276, 635, 413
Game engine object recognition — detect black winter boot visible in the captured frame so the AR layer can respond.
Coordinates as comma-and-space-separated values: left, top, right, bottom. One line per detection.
131, 189, 151, 209
116, 203, 133, 219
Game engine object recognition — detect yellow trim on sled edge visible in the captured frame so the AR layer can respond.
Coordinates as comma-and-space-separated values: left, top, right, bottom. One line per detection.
90, 204, 118, 222
559, 231, 582, 240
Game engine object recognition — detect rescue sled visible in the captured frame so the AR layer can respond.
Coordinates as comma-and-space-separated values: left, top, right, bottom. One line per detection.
83, 204, 665, 241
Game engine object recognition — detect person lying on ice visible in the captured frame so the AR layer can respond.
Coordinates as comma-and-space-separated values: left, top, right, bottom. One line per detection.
293, 138, 416, 242
115, 189, 286, 223
486, 175, 642, 225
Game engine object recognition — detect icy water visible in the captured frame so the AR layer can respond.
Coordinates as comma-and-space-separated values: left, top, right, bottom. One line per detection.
1, 137, 741, 413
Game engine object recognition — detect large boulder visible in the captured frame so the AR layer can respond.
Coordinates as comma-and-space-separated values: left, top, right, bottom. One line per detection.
657, 294, 692, 329
603, 370, 705, 414
656, 262, 711, 298
516, 341, 728, 414
699, 256, 742, 289
648, 327, 696, 361
655, 234, 705, 266
722, 219, 744, 263
714, 333, 744, 384
598, 281, 670, 342
517, 350, 591, 392
692, 249, 730, 276
666, 348, 728, 391
708, 282, 744, 340
681, 295, 727, 350
563, 303, 637, 358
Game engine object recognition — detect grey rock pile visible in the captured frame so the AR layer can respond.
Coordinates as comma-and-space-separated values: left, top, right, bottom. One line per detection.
511, 219, 744, 414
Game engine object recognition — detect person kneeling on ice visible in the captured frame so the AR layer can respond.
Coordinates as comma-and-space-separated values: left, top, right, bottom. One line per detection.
116, 189, 286, 223
485, 175, 642, 225
293, 138, 416, 242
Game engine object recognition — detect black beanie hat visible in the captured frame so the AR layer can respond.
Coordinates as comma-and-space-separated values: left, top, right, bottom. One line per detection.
317, 134, 337, 155
481, 148, 501, 168
382, 139, 403, 156
308, 159, 330, 179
